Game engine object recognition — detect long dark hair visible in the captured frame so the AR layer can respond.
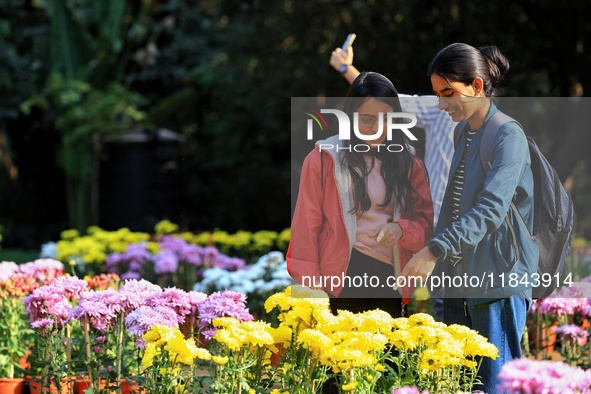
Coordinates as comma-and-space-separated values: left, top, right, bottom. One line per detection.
428, 43, 510, 97
340, 71, 416, 215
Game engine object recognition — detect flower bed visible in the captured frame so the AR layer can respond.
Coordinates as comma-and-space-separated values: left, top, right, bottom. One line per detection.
2, 230, 591, 393
1, 258, 499, 394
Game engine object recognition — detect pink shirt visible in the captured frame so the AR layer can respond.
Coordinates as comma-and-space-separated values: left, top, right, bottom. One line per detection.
353, 155, 395, 265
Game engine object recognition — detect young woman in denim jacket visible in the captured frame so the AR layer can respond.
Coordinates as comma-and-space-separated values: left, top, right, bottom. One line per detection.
400, 43, 538, 394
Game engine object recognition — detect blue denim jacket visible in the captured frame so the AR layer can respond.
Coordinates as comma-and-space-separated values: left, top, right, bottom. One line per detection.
428, 103, 539, 304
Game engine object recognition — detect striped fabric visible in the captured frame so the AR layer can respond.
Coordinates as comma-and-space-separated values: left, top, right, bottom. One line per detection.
399, 95, 456, 226
449, 127, 477, 267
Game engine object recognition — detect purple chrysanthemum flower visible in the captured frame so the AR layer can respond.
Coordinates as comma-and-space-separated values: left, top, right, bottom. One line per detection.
106, 243, 152, 278
197, 290, 253, 340
125, 244, 151, 263
158, 236, 205, 266
214, 255, 246, 271
153, 250, 178, 274
159, 235, 184, 248
201, 246, 219, 266
105, 253, 126, 272
121, 271, 142, 281
181, 243, 203, 266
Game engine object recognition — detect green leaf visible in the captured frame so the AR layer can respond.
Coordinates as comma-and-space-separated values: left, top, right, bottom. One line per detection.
46, 0, 92, 80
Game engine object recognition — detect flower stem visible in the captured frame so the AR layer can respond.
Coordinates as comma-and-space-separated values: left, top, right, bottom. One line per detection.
116, 313, 124, 394
84, 320, 94, 387
66, 324, 73, 394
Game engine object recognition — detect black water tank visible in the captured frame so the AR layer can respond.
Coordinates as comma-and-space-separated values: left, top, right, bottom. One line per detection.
98, 129, 183, 232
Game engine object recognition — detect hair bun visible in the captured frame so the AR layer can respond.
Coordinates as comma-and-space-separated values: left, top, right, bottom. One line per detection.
479, 46, 510, 88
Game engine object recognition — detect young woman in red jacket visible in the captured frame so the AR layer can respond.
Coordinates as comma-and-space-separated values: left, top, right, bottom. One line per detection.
288, 71, 434, 318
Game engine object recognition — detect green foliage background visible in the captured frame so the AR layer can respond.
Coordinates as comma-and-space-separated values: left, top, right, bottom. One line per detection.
1, 0, 590, 248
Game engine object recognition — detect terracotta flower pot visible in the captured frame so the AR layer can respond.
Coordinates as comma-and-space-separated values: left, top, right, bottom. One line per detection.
18, 349, 32, 371
528, 321, 558, 354
73, 378, 109, 394
25, 376, 69, 394
0, 378, 26, 394
270, 342, 286, 367
121, 380, 145, 394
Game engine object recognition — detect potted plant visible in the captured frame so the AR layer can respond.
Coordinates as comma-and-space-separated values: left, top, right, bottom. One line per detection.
0, 267, 37, 393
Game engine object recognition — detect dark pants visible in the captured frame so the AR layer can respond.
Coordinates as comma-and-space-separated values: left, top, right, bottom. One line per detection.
322, 249, 404, 394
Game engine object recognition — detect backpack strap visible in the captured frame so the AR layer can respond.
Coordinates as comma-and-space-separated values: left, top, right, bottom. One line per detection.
454, 120, 469, 148
479, 111, 532, 238
479, 111, 523, 173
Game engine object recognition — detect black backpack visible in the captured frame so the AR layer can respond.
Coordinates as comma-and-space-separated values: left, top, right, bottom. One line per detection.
455, 111, 574, 298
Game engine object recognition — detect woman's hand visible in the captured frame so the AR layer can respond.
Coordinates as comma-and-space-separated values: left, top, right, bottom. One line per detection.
329, 47, 354, 71
397, 246, 436, 288
370, 222, 403, 247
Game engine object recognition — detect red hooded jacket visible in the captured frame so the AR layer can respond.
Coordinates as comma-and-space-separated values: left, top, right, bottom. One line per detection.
287, 136, 434, 300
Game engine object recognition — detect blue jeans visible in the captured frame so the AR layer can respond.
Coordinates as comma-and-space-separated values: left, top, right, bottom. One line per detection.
443, 295, 529, 394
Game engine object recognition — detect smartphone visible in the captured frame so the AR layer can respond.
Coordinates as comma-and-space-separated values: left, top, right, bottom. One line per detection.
341, 33, 356, 51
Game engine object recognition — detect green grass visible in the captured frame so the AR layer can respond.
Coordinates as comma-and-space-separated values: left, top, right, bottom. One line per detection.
0, 248, 40, 264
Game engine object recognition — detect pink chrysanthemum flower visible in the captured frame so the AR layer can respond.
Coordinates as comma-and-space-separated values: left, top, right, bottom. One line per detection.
51, 276, 88, 301
554, 324, 589, 346
146, 287, 192, 323
19, 258, 64, 285
497, 358, 591, 394
119, 279, 162, 313
70, 289, 126, 331
23, 285, 74, 331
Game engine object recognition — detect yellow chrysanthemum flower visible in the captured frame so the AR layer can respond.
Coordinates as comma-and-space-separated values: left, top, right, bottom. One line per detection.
214, 328, 246, 351
165, 337, 210, 365
213, 317, 241, 328
141, 343, 160, 370
270, 390, 289, 394
391, 317, 409, 330
341, 380, 359, 391
435, 338, 464, 359
271, 325, 293, 344
355, 309, 395, 333
297, 329, 333, 357
408, 313, 435, 327
154, 220, 179, 235
211, 355, 229, 365
264, 291, 291, 313
242, 321, 276, 347
388, 329, 418, 351
143, 325, 183, 347
350, 332, 388, 353
418, 349, 440, 372
464, 336, 498, 359
61, 229, 80, 240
